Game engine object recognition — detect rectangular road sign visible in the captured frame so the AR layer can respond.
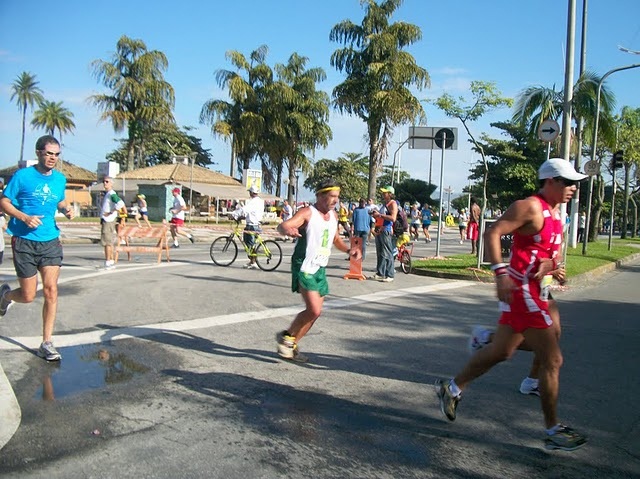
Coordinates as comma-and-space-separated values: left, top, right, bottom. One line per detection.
408, 126, 458, 150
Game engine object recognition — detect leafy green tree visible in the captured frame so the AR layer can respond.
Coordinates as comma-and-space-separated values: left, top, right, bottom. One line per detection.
10, 71, 44, 163
330, 0, 430, 199
31, 100, 76, 143
512, 71, 617, 150
616, 106, 640, 238
89, 35, 175, 171
105, 124, 213, 168
307, 152, 369, 201
200, 45, 272, 179
393, 178, 437, 208
433, 81, 513, 263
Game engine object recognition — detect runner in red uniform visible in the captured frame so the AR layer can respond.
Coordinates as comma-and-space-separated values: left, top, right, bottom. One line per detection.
435, 158, 588, 451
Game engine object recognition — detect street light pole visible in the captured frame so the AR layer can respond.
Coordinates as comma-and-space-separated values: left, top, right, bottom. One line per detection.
582, 63, 640, 255
391, 138, 411, 187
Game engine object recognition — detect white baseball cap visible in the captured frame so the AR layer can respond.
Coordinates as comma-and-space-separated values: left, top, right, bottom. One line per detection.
538, 158, 587, 181
248, 185, 259, 194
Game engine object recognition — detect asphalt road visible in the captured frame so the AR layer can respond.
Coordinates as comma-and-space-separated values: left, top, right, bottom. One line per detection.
0, 235, 639, 478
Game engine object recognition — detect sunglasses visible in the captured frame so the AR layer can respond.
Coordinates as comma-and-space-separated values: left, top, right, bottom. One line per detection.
42, 151, 61, 157
554, 177, 578, 187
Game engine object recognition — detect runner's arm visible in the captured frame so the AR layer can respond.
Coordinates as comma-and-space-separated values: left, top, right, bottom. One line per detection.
277, 207, 311, 238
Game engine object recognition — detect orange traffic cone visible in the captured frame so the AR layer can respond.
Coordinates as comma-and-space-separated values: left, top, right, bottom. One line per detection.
343, 236, 367, 280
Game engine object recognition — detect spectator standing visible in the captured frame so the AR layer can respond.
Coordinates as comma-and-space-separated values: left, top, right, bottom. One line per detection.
100, 177, 126, 269
371, 186, 397, 282
351, 198, 371, 259
409, 203, 421, 240
467, 197, 481, 255
458, 208, 468, 244
0, 135, 74, 361
577, 210, 586, 242
337, 201, 351, 238
280, 200, 293, 241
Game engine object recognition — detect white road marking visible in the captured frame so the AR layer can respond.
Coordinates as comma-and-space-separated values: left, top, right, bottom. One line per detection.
0, 281, 472, 351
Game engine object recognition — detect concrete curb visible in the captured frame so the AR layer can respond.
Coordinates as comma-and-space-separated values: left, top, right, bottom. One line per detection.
0, 361, 21, 451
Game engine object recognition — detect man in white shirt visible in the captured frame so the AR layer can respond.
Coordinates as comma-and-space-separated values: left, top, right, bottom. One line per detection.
101, 177, 126, 269
280, 200, 293, 241
169, 187, 194, 248
235, 185, 264, 269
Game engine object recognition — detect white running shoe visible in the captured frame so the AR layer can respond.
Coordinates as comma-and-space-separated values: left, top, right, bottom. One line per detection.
519, 378, 541, 396
468, 326, 492, 354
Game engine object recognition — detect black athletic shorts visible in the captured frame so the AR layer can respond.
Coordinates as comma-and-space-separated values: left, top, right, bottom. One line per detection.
11, 237, 63, 278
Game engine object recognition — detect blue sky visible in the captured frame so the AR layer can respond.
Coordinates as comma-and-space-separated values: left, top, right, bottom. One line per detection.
1, 0, 639, 201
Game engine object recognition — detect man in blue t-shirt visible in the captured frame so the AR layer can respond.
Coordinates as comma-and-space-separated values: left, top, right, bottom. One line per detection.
351, 198, 372, 260
0, 135, 74, 361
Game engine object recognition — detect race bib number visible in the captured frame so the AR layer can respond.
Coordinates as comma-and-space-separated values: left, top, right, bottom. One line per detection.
312, 247, 331, 267
539, 275, 553, 302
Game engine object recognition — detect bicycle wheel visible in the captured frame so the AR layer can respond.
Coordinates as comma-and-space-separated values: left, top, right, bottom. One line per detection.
254, 240, 283, 271
400, 250, 412, 274
209, 236, 238, 266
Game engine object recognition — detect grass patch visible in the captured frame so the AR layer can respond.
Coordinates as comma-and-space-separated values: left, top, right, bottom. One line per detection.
413, 238, 640, 280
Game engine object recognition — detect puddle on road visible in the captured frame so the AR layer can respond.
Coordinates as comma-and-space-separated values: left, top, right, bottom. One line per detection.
34, 345, 150, 400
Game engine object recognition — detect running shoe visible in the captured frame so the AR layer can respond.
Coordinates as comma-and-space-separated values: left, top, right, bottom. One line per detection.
544, 425, 587, 451
291, 344, 309, 363
468, 326, 492, 354
372, 274, 385, 281
38, 341, 62, 361
244, 263, 259, 270
171, 243, 180, 248
381, 277, 394, 282
276, 331, 295, 359
188, 235, 195, 243
519, 378, 541, 396
0, 283, 12, 316
435, 378, 460, 421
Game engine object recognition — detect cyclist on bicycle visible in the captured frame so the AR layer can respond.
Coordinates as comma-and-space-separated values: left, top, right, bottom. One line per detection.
232, 185, 264, 269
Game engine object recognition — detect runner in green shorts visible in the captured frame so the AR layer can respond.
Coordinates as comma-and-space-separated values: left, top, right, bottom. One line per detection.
275, 179, 360, 362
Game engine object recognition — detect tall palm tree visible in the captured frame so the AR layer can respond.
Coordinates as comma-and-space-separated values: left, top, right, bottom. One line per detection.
31, 100, 76, 143
89, 35, 175, 171
10, 72, 44, 163
272, 53, 332, 203
200, 45, 271, 179
330, 0, 430, 199
512, 71, 617, 149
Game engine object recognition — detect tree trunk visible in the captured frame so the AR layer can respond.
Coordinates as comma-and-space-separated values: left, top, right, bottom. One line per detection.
631, 196, 638, 238
126, 142, 136, 172
589, 176, 605, 241
367, 124, 381, 201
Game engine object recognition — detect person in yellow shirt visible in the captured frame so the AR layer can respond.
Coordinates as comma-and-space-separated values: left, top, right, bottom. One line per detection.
337, 201, 350, 238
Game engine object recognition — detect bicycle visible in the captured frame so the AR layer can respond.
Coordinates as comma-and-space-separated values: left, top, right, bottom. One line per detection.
395, 241, 413, 274
209, 220, 283, 271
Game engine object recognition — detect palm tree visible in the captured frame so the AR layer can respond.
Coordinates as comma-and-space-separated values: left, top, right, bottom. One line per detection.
89, 35, 175, 171
330, 0, 430, 199
272, 53, 332, 202
31, 100, 76, 143
512, 71, 617, 149
10, 72, 44, 163
200, 45, 272, 179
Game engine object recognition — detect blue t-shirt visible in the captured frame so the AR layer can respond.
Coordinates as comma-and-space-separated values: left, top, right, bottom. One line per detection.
421, 208, 432, 223
352, 207, 371, 232
3, 166, 66, 241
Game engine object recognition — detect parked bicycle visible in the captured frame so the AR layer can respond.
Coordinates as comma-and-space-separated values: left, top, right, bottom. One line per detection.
209, 220, 283, 271
395, 241, 413, 274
